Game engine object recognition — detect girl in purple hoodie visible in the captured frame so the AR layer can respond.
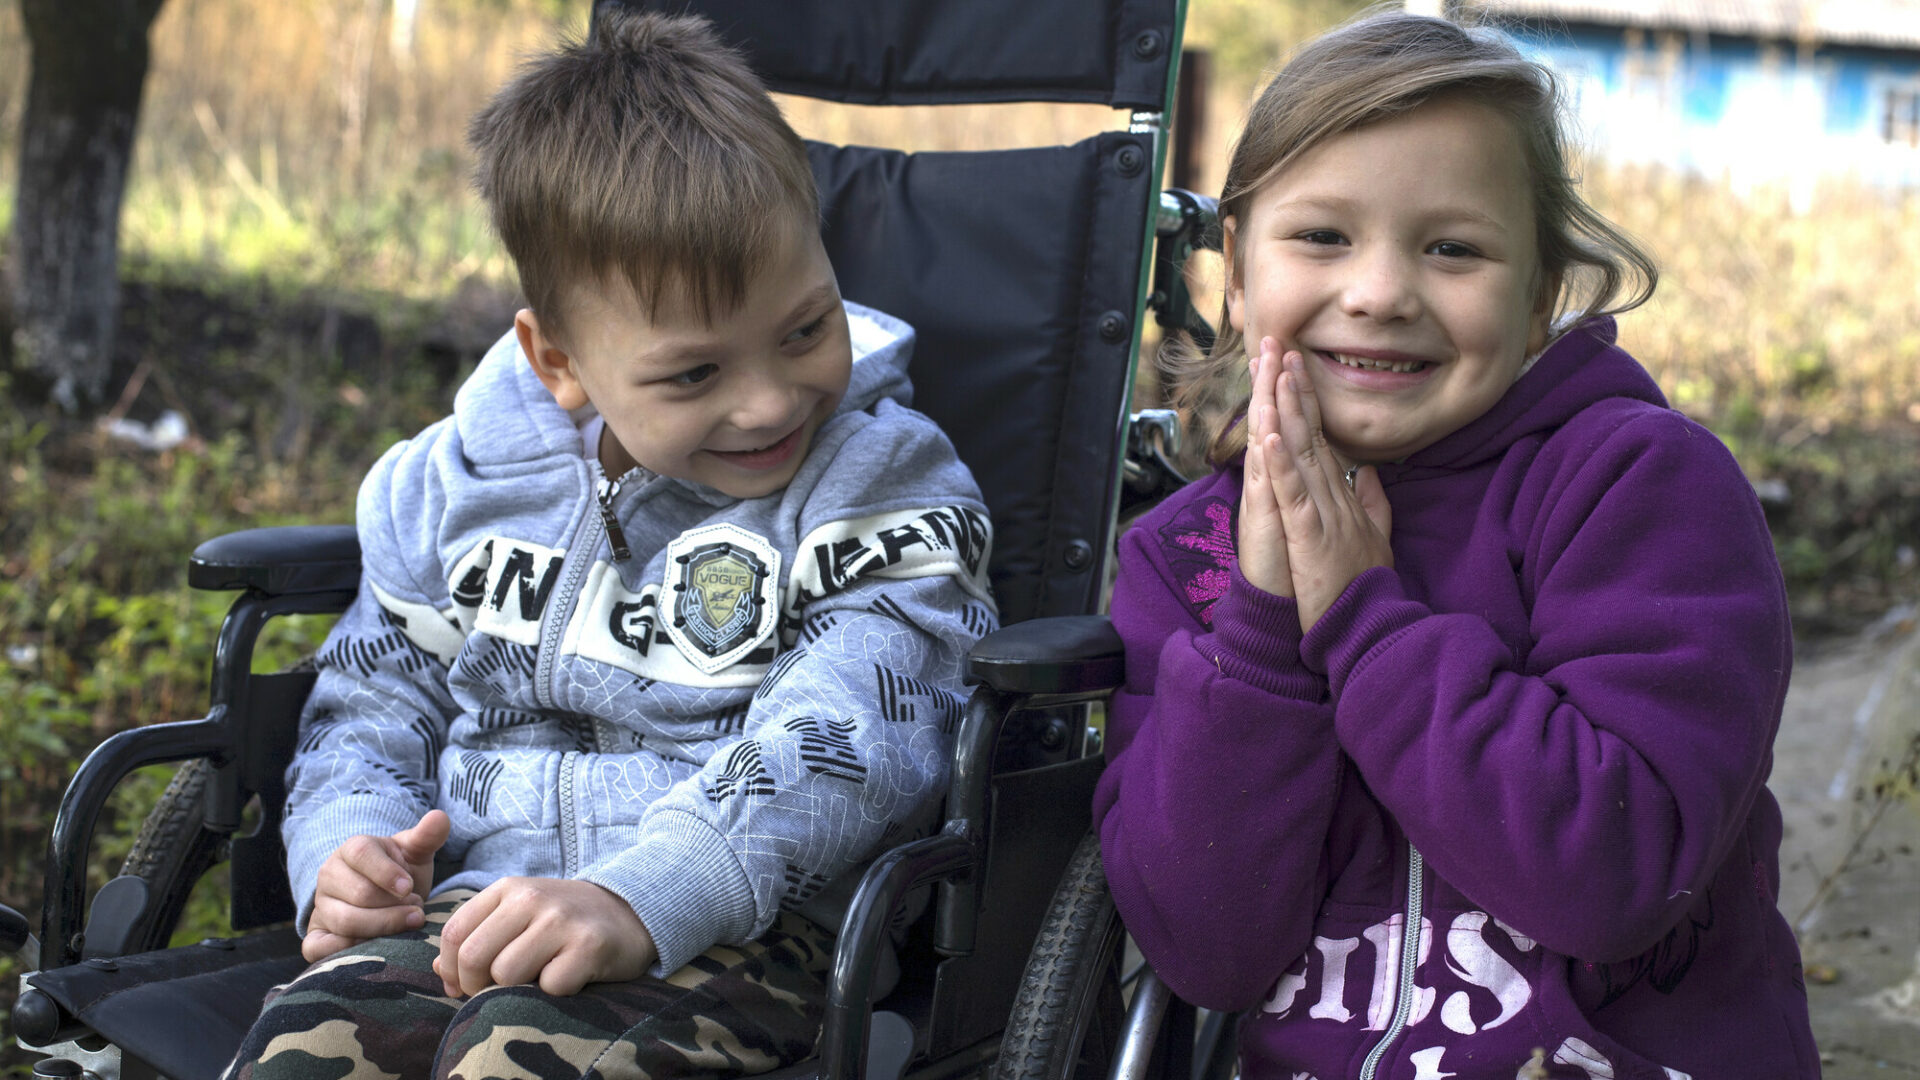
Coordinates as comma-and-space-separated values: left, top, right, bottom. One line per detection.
1096, 10, 1819, 1079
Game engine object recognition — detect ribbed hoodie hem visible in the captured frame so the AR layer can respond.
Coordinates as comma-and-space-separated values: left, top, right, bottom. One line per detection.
1203, 569, 1327, 701
1300, 566, 1426, 699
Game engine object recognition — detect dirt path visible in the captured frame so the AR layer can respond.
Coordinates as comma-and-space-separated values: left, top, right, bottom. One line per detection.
1773, 605, 1920, 1077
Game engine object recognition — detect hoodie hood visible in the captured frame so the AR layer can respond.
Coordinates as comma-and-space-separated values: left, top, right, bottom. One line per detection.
1385, 317, 1667, 480
449, 300, 916, 472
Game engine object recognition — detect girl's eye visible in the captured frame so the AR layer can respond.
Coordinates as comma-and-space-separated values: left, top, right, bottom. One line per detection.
669, 364, 718, 387
1429, 240, 1480, 259
1297, 229, 1346, 246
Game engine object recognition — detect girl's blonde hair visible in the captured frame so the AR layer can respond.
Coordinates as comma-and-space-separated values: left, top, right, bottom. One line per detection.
1175, 8, 1658, 465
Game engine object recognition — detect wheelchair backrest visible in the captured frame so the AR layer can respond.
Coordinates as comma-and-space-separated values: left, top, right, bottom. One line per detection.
608, 0, 1182, 625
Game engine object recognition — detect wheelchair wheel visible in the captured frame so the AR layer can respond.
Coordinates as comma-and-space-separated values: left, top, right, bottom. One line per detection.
993, 831, 1125, 1080
116, 756, 230, 953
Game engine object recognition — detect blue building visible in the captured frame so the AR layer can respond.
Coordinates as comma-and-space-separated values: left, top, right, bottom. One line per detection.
1438, 0, 1920, 200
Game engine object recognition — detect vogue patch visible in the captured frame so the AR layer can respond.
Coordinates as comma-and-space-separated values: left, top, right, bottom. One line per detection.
665, 524, 782, 675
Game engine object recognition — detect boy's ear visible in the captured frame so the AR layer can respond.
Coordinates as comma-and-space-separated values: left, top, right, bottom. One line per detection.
516, 309, 589, 411
1221, 215, 1246, 334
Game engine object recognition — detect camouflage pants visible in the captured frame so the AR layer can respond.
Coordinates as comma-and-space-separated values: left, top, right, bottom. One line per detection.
224, 890, 834, 1080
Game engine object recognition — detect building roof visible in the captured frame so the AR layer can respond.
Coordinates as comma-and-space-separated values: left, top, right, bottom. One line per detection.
1456, 0, 1920, 51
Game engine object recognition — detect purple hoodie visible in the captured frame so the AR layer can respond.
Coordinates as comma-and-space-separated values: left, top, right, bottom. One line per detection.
1095, 320, 1818, 1079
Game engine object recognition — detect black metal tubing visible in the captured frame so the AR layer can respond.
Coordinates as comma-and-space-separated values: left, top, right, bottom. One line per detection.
40, 587, 352, 969
41, 712, 231, 968
1149, 187, 1221, 355
818, 654, 1125, 1077
203, 588, 353, 830
818, 830, 975, 1080
936, 681, 1118, 961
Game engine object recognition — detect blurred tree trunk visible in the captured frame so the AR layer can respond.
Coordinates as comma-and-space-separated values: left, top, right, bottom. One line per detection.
8, 0, 168, 413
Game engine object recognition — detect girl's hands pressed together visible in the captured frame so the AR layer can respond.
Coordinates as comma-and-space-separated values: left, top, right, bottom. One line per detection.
433, 877, 658, 998
1237, 337, 1295, 599
1253, 342, 1394, 631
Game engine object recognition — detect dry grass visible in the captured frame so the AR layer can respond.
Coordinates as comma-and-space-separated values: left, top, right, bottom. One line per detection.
0, 0, 1913, 603
1590, 168, 1920, 429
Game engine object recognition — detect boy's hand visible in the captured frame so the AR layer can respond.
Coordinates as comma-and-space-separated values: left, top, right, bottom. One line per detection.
433, 878, 657, 998
1262, 348, 1394, 632
1238, 337, 1295, 599
302, 809, 450, 962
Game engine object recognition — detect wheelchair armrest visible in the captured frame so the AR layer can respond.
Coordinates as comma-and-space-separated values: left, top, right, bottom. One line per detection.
188, 525, 361, 596
964, 614, 1123, 695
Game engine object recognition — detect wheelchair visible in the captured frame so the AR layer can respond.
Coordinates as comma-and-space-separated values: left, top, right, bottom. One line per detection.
1, 0, 1231, 1076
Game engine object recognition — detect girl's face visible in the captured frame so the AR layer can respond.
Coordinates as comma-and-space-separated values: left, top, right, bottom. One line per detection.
1225, 96, 1554, 465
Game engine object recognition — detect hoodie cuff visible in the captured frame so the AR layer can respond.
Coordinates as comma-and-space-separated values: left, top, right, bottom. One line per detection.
1300, 566, 1426, 699
581, 810, 759, 977
285, 793, 432, 934
1200, 568, 1327, 701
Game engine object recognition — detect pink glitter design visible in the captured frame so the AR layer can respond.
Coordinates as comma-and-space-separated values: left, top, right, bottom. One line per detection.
1160, 497, 1238, 625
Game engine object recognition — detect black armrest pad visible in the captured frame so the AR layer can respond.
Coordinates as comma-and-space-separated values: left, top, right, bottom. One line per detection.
965, 614, 1123, 694
188, 525, 362, 595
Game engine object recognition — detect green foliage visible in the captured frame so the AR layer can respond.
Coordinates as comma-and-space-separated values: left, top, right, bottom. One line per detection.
0, 256, 463, 1068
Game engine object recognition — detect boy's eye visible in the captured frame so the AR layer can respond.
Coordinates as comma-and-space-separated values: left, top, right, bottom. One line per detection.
1429, 240, 1480, 259
668, 364, 718, 387
785, 317, 826, 346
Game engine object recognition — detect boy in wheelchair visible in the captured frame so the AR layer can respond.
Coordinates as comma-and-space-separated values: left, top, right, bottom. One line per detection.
226, 8, 997, 1077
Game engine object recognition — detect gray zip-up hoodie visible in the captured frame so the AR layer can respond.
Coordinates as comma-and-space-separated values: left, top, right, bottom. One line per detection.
284, 302, 996, 975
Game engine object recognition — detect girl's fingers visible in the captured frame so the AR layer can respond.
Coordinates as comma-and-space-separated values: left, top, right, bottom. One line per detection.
1353, 464, 1394, 539
1262, 429, 1304, 506
1272, 363, 1339, 509
1246, 337, 1277, 446
1265, 375, 1323, 515
1237, 342, 1296, 598
1292, 355, 1354, 500
1285, 350, 1331, 462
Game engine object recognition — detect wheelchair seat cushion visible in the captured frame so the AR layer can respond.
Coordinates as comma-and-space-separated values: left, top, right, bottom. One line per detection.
26, 929, 305, 1080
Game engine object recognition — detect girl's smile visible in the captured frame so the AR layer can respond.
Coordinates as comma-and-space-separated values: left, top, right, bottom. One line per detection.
1224, 95, 1555, 464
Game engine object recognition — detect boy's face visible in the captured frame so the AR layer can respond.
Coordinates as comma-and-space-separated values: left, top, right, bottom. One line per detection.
1224, 96, 1553, 464
520, 223, 852, 499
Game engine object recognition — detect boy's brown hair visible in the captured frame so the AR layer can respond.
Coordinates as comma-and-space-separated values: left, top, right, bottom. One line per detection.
1175, 8, 1659, 465
469, 5, 818, 345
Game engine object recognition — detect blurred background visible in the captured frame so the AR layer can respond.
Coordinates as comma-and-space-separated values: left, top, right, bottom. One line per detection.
0, 0, 1915, 1074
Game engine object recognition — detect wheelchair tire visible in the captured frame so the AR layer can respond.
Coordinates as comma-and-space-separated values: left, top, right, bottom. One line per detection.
992, 831, 1125, 1080
116, 756, 230, 953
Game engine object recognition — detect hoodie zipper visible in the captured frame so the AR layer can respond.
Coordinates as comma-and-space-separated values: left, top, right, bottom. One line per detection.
546, 463, 627, 875
533, 462, 627, 711
1359, 843, 1427, 1080
595, 474, 632, 562
558, 751, 581, 877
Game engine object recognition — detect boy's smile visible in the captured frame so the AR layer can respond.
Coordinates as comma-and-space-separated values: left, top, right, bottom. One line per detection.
518, 220, 852, 499
1224, 95, 1554, 464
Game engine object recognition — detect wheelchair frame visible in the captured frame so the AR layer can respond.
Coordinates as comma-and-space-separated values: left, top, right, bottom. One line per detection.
5, 1, 1234, 1076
